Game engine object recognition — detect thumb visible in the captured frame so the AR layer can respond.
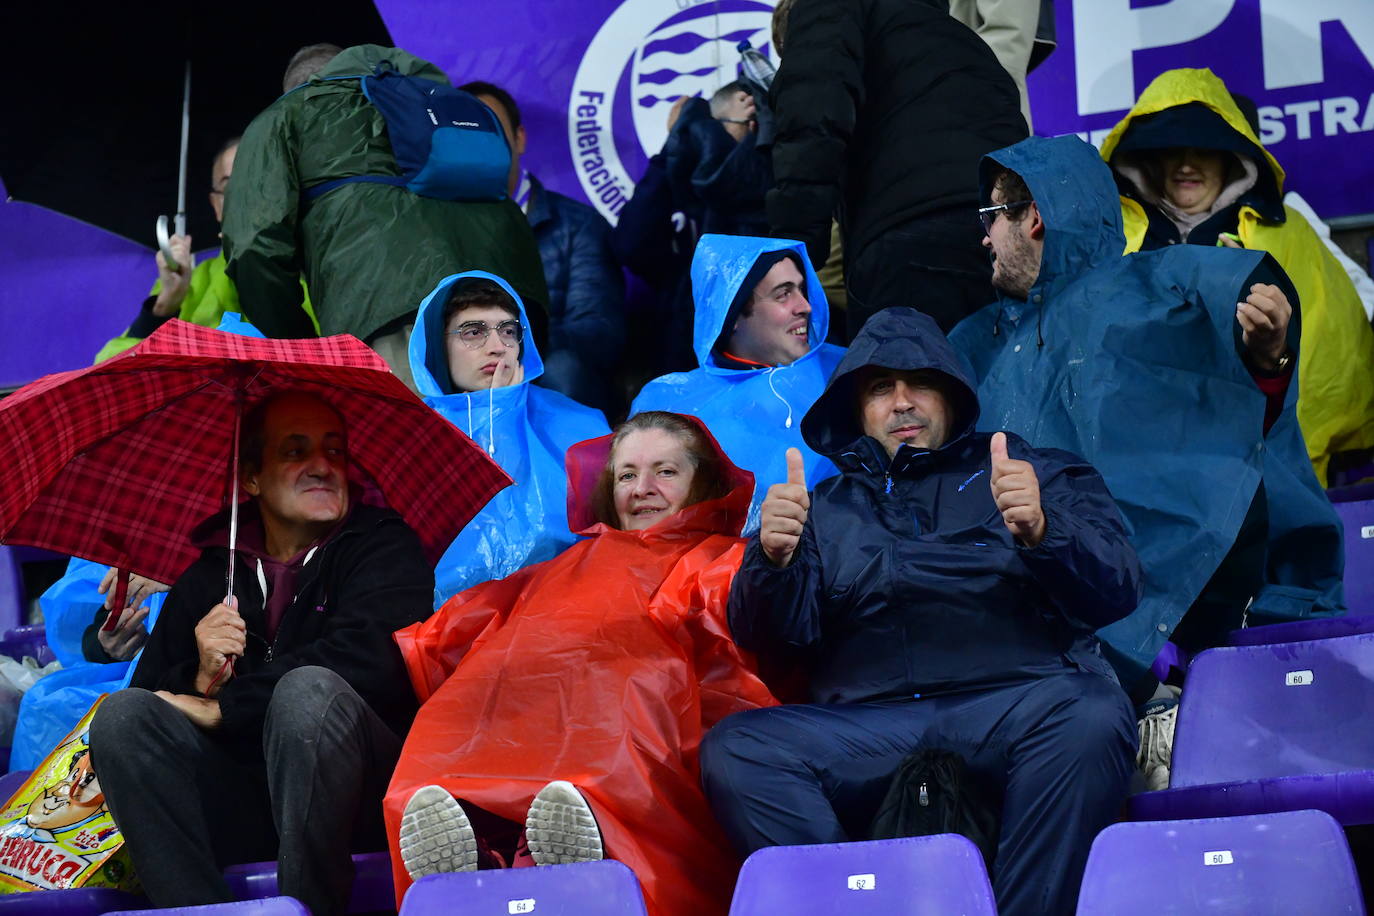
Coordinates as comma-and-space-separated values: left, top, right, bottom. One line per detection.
990, 431, 1009, 465
785, 447, 805, 487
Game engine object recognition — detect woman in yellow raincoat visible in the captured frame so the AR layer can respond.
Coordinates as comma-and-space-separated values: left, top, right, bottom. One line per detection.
1100, 67, 1374, 484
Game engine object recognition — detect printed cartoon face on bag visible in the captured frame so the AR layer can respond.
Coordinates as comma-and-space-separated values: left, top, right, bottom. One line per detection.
24, 749, 104, 833
0, 698, 139, 895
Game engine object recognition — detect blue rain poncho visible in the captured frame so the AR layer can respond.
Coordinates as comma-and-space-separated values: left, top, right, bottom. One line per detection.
11, 558, 165, 769
630, 235, 845, 532
949, 136, 1345, 684
409, 271, 609, 603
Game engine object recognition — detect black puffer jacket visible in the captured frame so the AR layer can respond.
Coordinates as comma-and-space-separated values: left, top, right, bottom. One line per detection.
767, 0, 1027, 267
125, 503, 433, 755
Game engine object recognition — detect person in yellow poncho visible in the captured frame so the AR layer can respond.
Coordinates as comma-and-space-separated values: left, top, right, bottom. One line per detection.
1100, 67, 1374, 485
95, 138, 315, 363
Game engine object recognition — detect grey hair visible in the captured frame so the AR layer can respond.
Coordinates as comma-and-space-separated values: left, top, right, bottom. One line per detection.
282, 43, 344, 93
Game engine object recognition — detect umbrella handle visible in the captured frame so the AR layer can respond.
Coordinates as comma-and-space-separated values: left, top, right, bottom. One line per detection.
156, 215, 185, 273
100, 568, 130, 632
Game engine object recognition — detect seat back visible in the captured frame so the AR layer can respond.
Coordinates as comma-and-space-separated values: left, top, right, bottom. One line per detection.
1076, 810, 1363, 914
223, 852, 392, 914
1172, 634, 1374, 787
107, 899, 307, 916
0, 888, 146, 916
1333, 493, 1374, 614
399, 860, 647, 916
729, 835, 996, 916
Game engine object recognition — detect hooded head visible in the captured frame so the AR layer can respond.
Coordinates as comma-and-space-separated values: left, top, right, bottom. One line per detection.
690, 235, 830, 372
409, 271, 543, 399
1101, 68, 1285, 222
564, 412, 754, 536
802, 308, 979, 461
979, 136, 1126, 296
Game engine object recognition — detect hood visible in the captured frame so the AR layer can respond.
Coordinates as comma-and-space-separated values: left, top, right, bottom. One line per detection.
409, 270, 544, 399
689, 234, 830, 372
980, 136, 1126, 290
317, 44, 449, 84
563, 414, 755, 538
1101, 67, 1285, 217
802, 308, 980, 458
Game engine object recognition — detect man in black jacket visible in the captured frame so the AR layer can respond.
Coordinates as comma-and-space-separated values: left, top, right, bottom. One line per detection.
768, 0, 1027, 338
88, 392, 433, 916
700, 309, 1140, 915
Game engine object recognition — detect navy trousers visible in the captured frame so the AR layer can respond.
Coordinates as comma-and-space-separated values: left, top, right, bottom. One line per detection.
701, 672, 1136, 916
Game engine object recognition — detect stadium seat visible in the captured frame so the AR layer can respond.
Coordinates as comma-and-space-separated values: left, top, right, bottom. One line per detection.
107, 899, 307, 916
728, 835, 996, 916
1077, 809, 1363, 914
399, 860, 648, 915
1131, 634, 1374, 825
223, 852, 393, 914
0, 889, 147, 916
0, 769, 31, 804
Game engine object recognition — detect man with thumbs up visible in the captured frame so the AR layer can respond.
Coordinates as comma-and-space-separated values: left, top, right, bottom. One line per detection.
702, 308, 1142, 916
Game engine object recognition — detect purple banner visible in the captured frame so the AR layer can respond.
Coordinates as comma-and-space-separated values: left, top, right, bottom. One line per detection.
1027, 0, 1374, 221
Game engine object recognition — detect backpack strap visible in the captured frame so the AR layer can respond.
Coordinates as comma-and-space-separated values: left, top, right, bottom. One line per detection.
302, 175, 407, 203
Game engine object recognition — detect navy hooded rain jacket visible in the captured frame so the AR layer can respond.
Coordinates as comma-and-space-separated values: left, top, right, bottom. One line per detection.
728, 307, 1142, 703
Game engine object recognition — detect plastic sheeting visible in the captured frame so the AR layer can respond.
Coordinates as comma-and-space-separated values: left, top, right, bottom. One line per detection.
630, 234, 845, 533
408, 271, 609, 604
10, 558, 164, 771
383, 417, 776, 916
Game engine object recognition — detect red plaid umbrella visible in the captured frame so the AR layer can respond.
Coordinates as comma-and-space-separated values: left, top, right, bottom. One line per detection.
0, 320, 511, 612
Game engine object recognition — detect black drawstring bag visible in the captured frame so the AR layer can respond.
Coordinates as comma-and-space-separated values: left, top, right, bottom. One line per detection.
868, 749, 1000, 870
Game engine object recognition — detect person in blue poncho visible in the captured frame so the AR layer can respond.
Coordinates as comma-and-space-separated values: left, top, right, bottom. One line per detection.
948, 137, 1345, 712
630, 235, 845, 533
409, 272, 609, 604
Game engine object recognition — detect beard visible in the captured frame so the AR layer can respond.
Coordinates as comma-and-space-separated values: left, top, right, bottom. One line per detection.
990, 230, 1039, 300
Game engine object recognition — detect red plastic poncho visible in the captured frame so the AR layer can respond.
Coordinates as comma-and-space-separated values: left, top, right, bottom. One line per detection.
384, 417, 778, 914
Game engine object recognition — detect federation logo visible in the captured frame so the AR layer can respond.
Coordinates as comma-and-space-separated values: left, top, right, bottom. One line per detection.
569, 0, 777, 223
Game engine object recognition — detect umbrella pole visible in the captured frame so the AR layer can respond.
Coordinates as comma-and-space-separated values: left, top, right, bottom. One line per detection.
227, 393, 241, 601
175, 62, 190, 238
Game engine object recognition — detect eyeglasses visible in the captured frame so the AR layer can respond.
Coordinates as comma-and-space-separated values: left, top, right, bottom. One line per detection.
447, 319, 523, 349
978, 200, 1034, 234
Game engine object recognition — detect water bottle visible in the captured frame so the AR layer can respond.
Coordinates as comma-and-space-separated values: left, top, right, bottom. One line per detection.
737, 39, 776, 89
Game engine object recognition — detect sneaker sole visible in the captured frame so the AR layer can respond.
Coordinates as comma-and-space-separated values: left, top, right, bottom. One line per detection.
526, 780, 604, 865
399, 785, 479, 879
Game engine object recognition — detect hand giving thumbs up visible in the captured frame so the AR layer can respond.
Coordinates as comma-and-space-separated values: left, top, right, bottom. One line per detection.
760, 448, 810, 567
990, 432, 1046, 547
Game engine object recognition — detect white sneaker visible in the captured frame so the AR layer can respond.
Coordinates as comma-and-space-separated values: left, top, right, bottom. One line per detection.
399, 785, 479, 879
1136, 691, 1180, 793
525, 780, 604, 865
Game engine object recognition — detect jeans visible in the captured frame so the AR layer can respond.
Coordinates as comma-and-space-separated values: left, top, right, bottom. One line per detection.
89, 666, 402, 916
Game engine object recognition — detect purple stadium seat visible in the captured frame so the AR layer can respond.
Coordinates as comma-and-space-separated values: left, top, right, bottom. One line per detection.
107, 900, 307, 916
0, 769, 32, 805
1077, 810, 1363, 914
0, 626, 54, 668
1131, 634, 1374, 824
399, 861, 647, 916
0, 889, 147, 916
1333, 489, 1374, 614
728, 835, 996, 916
223, 852, 392, 914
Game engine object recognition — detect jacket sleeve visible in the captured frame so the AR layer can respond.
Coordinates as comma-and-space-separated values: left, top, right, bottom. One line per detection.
221, 106, 316, 339
558, 209, 626, 366
611, 153, 691, 282
127, 560, 222, 697
727, 523, 827, 653
766, 0, 864, 267
692, 132, 772, 216
213, 521, 434, 736
1016, 447, 1143, 631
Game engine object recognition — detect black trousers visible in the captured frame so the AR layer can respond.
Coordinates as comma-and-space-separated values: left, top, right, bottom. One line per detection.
701, 672, 1136, 916
846, 208, 997, 340
89, 666, 402, 916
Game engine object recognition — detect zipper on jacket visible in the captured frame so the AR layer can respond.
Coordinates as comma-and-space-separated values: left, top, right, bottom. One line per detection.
919, 782, 929, 807
884, 472, 894, 495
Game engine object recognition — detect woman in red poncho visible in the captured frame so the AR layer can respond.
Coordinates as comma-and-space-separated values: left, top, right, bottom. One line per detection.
383, 411, 778, 915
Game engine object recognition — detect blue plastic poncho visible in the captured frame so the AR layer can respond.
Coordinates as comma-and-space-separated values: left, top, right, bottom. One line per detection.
948, 135, 1345, 684
11, 558, 165, 770
630, 235, 845, 532
409, 271, 609, 603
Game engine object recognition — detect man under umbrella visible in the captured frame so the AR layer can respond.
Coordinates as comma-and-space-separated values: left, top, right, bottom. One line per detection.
89, 390, 434, 916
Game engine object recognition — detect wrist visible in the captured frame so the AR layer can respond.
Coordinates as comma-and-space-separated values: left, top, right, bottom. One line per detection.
1249, 347, 1292, 377
152, 291, 184, 317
